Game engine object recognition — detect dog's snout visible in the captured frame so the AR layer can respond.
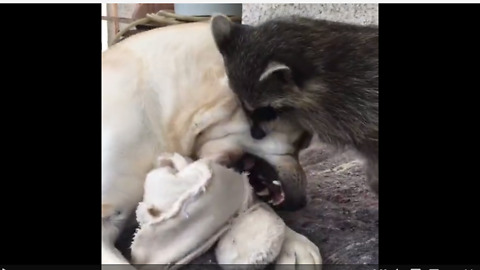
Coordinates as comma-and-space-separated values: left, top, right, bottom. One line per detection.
250, 125, 267, 140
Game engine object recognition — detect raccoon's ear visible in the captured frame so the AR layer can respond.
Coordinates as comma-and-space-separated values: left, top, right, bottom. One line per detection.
259, 61, 293, 84
211, 14, 234, 51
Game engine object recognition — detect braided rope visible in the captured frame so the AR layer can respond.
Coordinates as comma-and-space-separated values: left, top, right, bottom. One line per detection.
110, 10, 241, 46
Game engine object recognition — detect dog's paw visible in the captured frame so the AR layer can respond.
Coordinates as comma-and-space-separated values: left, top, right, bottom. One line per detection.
216, 203, 285, 268
275, 227, 322, 270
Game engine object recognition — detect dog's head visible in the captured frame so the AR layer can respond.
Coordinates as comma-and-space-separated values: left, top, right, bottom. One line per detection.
237, 116, 313, 211
195, 103, 313, 211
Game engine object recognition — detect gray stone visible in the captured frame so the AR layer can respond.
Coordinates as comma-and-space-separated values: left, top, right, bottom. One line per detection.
242, 4, 378, 26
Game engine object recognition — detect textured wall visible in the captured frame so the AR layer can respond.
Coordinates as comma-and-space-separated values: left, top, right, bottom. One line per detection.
242, 4, 378, 26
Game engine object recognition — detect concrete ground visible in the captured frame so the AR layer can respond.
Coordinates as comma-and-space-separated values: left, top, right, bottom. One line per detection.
283, 142, 378, 265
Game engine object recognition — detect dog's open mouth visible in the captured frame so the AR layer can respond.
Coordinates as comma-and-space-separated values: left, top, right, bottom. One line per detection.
231, 153, 285, 206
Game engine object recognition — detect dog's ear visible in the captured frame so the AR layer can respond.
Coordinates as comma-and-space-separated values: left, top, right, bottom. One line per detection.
259, 61, 293, 84
211, 14, 234, 51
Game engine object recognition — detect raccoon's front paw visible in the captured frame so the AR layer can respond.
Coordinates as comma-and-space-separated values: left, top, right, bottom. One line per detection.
275, 227, 322, 270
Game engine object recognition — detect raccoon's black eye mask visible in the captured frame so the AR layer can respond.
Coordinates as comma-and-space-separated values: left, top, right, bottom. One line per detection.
251, 106, 277, 122
248, 105, 296, 140
249, 106, 278, 140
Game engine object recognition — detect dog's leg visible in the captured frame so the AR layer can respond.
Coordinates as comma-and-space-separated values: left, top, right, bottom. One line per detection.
275, 226, 322, 270
102, 130, 157, 266
102, 175, 144, 267
217, 200, 321, 270
215, 202, 286, 269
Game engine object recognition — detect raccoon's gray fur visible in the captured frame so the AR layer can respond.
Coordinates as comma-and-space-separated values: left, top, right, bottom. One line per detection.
211, 15, 379, 194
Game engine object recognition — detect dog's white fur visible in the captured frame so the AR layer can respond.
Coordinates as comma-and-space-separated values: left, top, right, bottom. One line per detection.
102, 20, 320, 268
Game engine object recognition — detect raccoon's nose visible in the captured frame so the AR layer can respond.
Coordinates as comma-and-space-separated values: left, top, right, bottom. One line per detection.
250, 126, 266, 140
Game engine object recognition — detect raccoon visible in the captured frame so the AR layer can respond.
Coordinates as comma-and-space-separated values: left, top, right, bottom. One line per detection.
211, 15, 379, 193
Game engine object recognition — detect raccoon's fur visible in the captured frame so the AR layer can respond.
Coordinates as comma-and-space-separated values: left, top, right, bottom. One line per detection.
211, 15, 379, 193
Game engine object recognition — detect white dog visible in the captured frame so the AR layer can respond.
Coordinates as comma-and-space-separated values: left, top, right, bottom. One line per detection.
102, 19, 320, 268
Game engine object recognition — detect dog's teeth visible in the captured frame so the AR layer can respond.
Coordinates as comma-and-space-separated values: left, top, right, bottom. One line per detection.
256, 188, 270, 196
272, 180, 281, 186
273, 200, 283, 206
273, 193, 285, 206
